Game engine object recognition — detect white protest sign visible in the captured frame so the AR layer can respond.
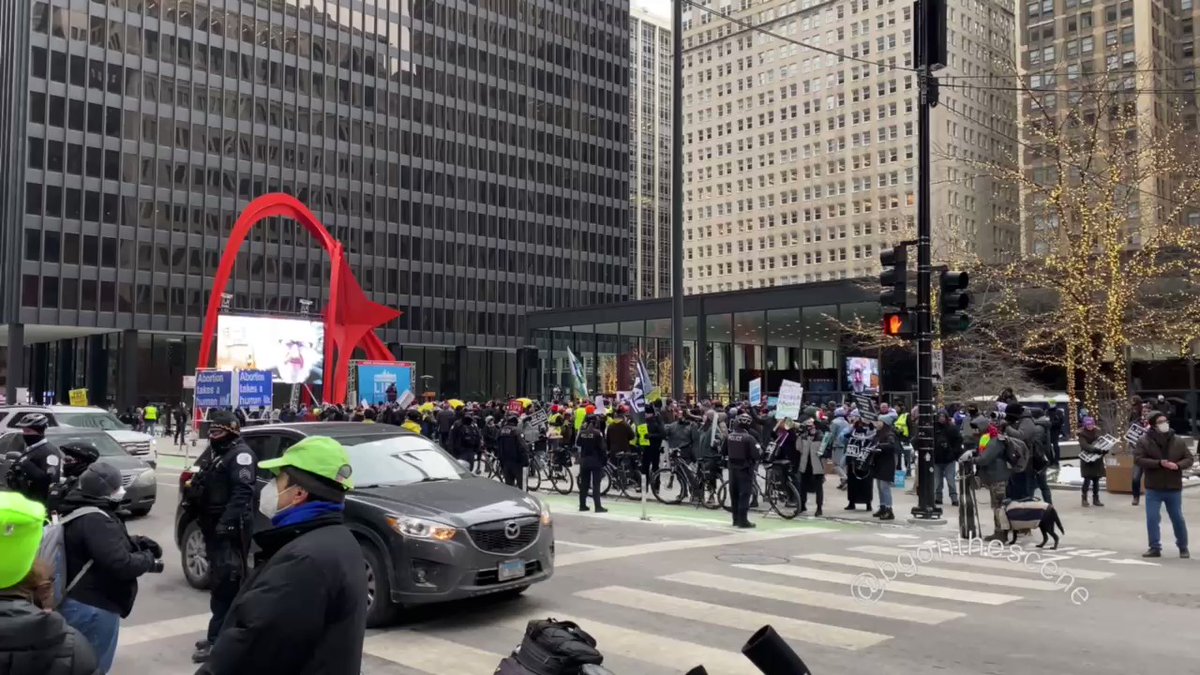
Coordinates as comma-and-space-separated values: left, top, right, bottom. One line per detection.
776, 380, 804, 420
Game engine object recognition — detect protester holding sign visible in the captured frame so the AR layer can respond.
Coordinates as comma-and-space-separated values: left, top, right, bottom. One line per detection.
840, 412, 875, 512
1077, 416, 1106, 507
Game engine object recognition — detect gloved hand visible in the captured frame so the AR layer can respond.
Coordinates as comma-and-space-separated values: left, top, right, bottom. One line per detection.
132, 535, 163, 558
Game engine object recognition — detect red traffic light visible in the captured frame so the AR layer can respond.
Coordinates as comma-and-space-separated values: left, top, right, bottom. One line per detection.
883, 311, 915, 338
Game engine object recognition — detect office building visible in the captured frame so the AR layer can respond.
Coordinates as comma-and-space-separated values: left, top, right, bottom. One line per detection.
0, 0, 631, 405
680, 0, 1019, 295
629, 4, 673, 299
1019, 0, 1198, 253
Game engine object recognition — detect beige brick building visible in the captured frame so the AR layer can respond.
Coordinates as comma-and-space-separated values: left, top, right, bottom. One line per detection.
1018, 0, 1198, 253
681, 0, 1020, 295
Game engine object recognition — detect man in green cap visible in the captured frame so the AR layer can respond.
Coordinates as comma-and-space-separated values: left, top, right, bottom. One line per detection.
198, 436, 367, 675
0, 491, 99, 673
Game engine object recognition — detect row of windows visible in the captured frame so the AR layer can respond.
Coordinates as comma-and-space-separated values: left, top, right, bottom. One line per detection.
19, 272, 530, 338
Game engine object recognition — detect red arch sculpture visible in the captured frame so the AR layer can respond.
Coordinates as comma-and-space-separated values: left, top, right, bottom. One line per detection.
195, 193, 402, 405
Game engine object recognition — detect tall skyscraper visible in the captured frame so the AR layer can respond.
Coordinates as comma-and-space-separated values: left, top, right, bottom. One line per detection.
1019, 0, 1197, 253
681, 0, 1019, 295
0, 0, 630, 403
629, 4, 673, 299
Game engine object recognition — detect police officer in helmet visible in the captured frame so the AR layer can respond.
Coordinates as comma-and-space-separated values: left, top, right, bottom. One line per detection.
722, 413, 762, 529
495, 414, 528, 488
187, 409, 258, 663
4, 413, 64, 505
576, 414, 608, 513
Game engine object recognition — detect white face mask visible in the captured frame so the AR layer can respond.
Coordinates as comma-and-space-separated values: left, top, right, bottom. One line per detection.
1156, 422, 1171, 433
258, 480, 298, 519
109, 488, 126, 502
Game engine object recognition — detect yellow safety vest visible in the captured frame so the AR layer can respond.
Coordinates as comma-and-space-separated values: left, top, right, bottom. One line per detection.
144, 405, 157, 421
636, 423, 650, 447
574, 407, 587, 432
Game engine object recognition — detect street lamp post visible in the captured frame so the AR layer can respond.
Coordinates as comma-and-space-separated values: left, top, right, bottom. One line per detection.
670, 0, 685, 402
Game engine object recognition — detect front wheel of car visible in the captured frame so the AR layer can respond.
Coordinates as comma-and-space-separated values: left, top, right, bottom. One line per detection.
181, 521, 211, 590
360, 542, 400, 628
128, 506, 152, 518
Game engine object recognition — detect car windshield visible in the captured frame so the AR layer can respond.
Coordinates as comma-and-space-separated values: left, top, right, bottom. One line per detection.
347, 435, 470, 486
55, 412, 129, 431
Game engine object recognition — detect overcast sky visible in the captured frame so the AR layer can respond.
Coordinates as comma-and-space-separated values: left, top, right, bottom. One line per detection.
637, 0, 671, 20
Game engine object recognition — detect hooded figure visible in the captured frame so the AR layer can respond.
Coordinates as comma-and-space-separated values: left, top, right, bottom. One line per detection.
58, 462, 162, 672
0, 492, 99, 675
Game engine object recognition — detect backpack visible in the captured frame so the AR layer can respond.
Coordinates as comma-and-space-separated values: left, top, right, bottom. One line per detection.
460, 424, 482, 449
38, 506, 110, 608
514, 618, 604, 675
1029, 439, 1050, 473
1002, 435, 1030, 473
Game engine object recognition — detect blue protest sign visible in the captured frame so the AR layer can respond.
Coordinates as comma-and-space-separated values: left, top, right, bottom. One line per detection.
748, 378, 762, 405
195, 371, 233, 408
238, 370, 273, 408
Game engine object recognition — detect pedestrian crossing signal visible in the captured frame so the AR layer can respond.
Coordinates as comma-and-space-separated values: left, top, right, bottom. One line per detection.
883, 311, 915, 339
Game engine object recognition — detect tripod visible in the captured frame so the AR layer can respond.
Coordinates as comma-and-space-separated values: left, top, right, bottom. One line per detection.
957, 458, 982, 540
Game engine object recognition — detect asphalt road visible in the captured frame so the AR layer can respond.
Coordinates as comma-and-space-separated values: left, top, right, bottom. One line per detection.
113, 461, 1198, 674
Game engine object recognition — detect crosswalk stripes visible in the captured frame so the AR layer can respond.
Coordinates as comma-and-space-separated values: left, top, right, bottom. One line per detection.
575, 586, 890, 650
116, 544, 1126, 674
795, 553, 1068, 591
848, 545, 1115, 580
363, 633, 502, 674
497, 615, 762, 675
734, 563, 1021, 604
660, 570, 966, 625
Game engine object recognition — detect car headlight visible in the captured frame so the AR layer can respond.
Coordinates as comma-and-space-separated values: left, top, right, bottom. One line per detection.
540, 504, 552, 527
386, 515, 457, 541
133, 468, 155, 487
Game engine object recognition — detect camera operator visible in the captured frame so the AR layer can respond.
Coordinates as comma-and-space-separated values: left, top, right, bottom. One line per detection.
5, 413, 64, 505
58, 461, 164, 673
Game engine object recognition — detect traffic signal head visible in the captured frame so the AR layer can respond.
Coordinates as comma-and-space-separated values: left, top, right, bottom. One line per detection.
879, 245, 908, 309
939, 270, 971, 334
883, 311, 915, 339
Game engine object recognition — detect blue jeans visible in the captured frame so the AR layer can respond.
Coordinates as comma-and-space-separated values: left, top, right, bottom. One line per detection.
934, 462, 958, 502
1145, 489, 1188, 552
876, 479, 893, 508
60, 599, 119, 673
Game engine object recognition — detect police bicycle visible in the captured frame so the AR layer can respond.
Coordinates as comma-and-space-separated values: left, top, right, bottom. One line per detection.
652, 448, 723, 509
527, 442, 575, 495
598, 450, 645, 499
717, 446, 802, 519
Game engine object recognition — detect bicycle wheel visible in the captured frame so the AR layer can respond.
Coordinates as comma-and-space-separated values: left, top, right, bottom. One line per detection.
550, 466, 575, 495
700, 476, 723, 509
526, 465, 543, 492
619, 467, 644, 500
769, 480, 802, 520
599, 467, 613, 496
653, 467, 688, 504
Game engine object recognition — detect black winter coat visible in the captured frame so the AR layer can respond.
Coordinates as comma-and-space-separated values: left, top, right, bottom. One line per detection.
62, 501, 157, 617
870, 432, 899, 482
199, 512, 367, 675
0, 596, 99, 675
933, 422, 964, 464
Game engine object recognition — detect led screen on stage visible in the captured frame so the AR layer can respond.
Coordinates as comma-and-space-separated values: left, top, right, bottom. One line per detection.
216, 314, 325, 386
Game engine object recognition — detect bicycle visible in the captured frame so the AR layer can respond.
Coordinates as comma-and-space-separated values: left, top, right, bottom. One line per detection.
719, 458, 802, 519
653, 450, 722, 510
532, 444, 576, 495
600, 450, 644, 499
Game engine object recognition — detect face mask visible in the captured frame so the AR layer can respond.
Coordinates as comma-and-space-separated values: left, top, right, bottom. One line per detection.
1156, 422, 1171, 433
109, 488, 126, 502
258, 480, 298, 519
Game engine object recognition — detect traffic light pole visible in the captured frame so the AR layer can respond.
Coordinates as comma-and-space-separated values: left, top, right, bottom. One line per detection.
912, 0, 940, 521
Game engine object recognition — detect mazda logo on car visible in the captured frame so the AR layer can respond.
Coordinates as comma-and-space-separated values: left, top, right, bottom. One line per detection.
504, 520, 521, 539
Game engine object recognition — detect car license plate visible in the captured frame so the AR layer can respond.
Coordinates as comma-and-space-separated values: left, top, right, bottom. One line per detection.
498, 559, 526, 581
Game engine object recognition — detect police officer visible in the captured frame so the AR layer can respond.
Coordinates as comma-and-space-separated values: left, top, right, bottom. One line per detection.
187, 410, 257, 664
723, 413, 762, 529
4, 413, 63, 505
495, 415, 528, 489
577, 415, 608, 513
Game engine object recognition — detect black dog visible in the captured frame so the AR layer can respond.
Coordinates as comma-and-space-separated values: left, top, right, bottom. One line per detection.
1005, 504, 1064, 549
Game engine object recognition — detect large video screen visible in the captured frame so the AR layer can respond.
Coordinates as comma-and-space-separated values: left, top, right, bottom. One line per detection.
216, 314, 325, 386
845, 356, 880, 394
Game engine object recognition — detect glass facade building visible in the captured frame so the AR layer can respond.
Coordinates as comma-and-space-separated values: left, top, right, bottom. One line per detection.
527, 279, 916, 404
0, 0, 631, 405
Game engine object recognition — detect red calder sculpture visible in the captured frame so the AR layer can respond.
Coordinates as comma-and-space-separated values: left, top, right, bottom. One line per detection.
195, 194, 402, 405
